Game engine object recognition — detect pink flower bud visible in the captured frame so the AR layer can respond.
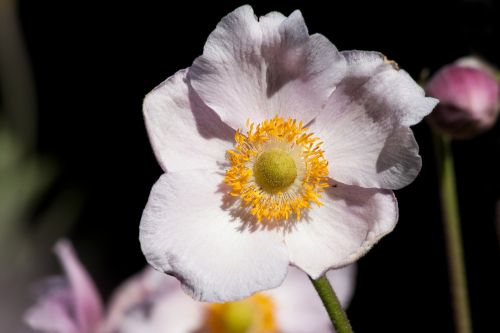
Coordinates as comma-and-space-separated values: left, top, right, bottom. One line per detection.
425, 58, 499, 139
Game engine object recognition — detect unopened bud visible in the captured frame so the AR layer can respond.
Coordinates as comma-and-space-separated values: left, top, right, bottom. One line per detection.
425, 57, 499, 139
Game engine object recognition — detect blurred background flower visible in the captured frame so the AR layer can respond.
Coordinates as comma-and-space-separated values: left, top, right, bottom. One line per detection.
25, 240, 356, 333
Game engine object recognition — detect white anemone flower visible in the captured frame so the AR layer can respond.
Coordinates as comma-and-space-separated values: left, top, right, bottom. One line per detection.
140, 5, 437, 302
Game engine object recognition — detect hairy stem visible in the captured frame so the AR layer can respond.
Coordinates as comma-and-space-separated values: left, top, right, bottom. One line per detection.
310, 275, 354, 333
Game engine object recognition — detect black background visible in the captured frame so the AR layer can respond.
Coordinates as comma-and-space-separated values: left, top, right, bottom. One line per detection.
16, 0, 500, 332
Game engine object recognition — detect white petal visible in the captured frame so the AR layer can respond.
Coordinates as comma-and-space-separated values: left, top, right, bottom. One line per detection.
139, 170, 289, 302
312, 51, 437, 189
189, 5, 346, 130
321, 120, 422, 190
286, 180, 397, 278
338, 50, 386, 77
339, 50, 438, 126
266, 265, 356, 333
143, 69, 234, 172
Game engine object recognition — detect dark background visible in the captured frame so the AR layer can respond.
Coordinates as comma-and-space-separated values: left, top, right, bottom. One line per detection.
15, 0, 500, 331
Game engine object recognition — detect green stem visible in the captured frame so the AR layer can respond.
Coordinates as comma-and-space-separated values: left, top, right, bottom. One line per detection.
433, 133, 472, 333
310, 275, 354, 333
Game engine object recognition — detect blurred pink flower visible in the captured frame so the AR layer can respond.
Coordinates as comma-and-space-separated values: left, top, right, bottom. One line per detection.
24, 240, 103, 333
104, 266, 355, 333
425, 57, 500, 139
25, 240, 356, 333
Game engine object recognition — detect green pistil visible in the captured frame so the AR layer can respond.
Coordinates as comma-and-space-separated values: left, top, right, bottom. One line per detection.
254, 149, 297, 193
220, 302, 254, 333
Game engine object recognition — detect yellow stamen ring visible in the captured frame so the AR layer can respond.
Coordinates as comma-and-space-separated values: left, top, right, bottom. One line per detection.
224, 116, 329, 222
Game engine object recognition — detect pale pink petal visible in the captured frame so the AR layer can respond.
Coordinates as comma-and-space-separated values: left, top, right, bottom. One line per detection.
336, 51, 386, 79
266, 265, 356, 333
54, 240, 104, 333
139, 170, 289, 302
98, 268, 176, 333
325, 265, 357, 310
286, 180, 397, 278
100, 270, 204, 333
312, 51, 437, 189
338, 51, 437, 126
24, 278, 80, 333
317, 117, 422, 190
116, 286, 205, 333
189, 5, 346, 130
143, 69, 234, 172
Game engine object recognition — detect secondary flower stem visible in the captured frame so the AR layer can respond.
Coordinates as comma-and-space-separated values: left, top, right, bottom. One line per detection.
310, 275, 354, 333
433, 133, 472, 333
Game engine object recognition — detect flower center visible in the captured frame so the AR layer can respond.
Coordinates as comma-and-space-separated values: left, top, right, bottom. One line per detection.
253, 149, 297, 192
207, 294, 277, 333
225, 116, 329, 222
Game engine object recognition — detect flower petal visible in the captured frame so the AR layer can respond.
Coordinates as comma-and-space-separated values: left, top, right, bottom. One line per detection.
143, 69, 234, 172
103, 269, 204, 333
116, 287, 205, 333
24, 278, 80, 333
100, 268, 177, 333
312, 51, 437, 189
189, 5, 346, 130
285, 180, 397, 278
325, 265, 357, 309
54, 240, 104, 333
319, 120, 422, 190
338, 50, 438, 126
266, 265, 356, 333
139, 170, 289, 302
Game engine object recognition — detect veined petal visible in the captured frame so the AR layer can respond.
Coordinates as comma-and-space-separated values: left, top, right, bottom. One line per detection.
338, 50, 438, 126
143, 69, 234, 172
313, 51, 437, 189
189, 5, 346, 130
139, 170, 289, 302
266, 265, 356, 333
285, 180, 397, 278
318, 117, 422, 190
